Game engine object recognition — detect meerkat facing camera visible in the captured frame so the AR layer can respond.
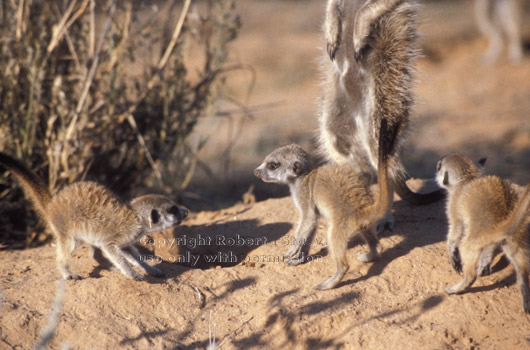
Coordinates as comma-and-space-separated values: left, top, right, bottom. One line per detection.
0, 152, 188, 281
321, 0, 445, 231
255, 119, 399, 290
436, 153, 530, 313
475, 0, 524, 64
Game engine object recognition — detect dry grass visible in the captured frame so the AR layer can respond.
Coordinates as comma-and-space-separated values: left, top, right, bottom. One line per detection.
0, 0, 241, 246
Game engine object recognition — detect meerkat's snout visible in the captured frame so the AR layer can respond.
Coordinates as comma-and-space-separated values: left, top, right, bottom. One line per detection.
254, 167, 262, 178
178, 207, 189, 222
167, 205, 188, 225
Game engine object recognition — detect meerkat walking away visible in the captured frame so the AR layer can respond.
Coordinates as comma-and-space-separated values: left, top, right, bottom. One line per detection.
321, 0, 444, 229
475, 0, 524, 64
254, 119, 399, 290
436, 153, 530, 313
0, 152, 188, 281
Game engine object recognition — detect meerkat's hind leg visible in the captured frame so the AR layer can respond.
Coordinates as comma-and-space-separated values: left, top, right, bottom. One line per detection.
356, 228, 381, 263
124, 245, 165, 278
477, 244, 500, 276
90, 246, 118, 271
100, 244, 145, 281
374, 211, 394, 235
314, 224, 349, 290
501, 244, 530, 313
514, 264, 530, 313
56, 235, 82, 280
447, 221, 465, 273
446, 242, 480, 294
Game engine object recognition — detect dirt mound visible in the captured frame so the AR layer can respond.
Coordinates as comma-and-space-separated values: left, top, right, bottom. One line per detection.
1, 179, 529, 349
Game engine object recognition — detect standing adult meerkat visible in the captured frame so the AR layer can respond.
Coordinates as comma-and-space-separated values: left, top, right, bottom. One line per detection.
321, 0, 444, 228
0, 152, 188, 281
436, 153, 530, 313
475, 0, 524, 64
254, 118, 399, 290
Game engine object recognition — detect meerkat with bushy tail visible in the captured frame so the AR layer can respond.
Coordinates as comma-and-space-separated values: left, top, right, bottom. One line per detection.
0, 152, 188, 281
475, 0, 523, 64
254, 118, 399, 290
436, 153, 530, 313
321, 0, 445, 230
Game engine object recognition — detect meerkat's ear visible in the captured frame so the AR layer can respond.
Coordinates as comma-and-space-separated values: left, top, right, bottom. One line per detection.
293, 161, 304, 175
443, 171, 449, 186
150, 209, 160, 229
478, 157, 487, 166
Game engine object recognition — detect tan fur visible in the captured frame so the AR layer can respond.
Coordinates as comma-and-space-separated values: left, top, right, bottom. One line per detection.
320, 0, 444, 230
437, 153, 530, 313
0, 152, 188, 281
254, 119, 397, 290
475, 0, 523, 64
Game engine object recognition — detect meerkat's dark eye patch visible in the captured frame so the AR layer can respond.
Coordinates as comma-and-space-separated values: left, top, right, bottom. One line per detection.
267, 162, 280, 170
151, 209, 160, 224
443, 171, 449, 186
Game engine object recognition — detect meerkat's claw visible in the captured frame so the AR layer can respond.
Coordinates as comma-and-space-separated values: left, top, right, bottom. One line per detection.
327, 42, 338, 61
287, 254, 306, 266
132, 272, 146, 281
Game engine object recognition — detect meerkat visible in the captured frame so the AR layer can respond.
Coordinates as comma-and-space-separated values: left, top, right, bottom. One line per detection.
0, 152, 188, 281
254, 118, 399, 290
475, 0, 524, 64
321, 0, 444, 230
436, 153, 530, 313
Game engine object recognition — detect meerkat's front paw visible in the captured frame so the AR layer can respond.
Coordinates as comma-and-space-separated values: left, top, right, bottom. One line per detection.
357, 250, 377, 263
131, 271, 146, 281
314, 280, 335, 291
445, 284, 464, 295
324, 0, 342, 60
327, 42, 339, 61
287, 253, 306, 266
353, 23, 371, 62
284, 244, 301, 260
352, 4, 378, 63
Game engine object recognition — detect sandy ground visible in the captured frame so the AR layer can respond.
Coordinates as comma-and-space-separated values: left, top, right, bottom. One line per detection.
1, 0, 530, 349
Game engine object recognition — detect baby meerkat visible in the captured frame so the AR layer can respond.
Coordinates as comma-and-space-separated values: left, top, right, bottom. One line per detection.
254, 119, 399, 290
436, 153, 530, 313
321, 0, 445, 231
0, 152, 188, 281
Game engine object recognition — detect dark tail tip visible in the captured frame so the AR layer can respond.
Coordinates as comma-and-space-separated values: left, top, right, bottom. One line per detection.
393, 177, 446, 205
378, 118, 401, 162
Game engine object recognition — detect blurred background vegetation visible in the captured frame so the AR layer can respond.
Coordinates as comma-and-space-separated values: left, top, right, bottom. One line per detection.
1, 0, 529, 248
0, 0, 242, 247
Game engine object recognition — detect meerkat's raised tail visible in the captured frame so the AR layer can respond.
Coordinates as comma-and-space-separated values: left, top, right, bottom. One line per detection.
0, 152, 51, 217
